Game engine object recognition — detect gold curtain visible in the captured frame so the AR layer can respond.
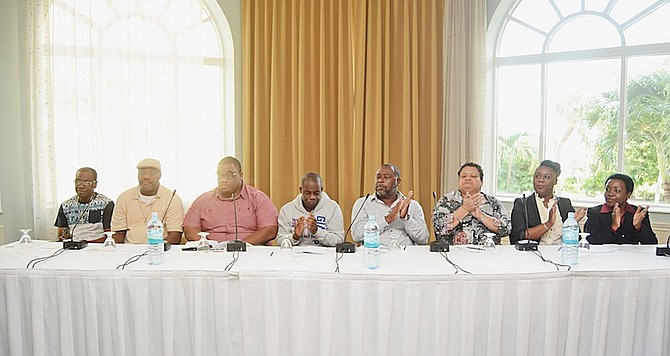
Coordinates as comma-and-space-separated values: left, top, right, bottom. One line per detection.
243, 0, 444, 241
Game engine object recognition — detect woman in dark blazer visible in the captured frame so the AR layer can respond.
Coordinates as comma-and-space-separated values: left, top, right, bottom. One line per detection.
584, 173, 657, 245
510, 160, 586, 244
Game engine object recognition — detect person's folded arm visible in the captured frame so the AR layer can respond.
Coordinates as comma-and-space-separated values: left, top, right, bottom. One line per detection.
635, 214, 657, 244
244, 225, 278, 245
584, 208, 613, 244
166, 231, 182, 244
404, 201, 429, 245
112, 230, 126, 244
317, 207, 345, 247
183, 226, 202, 241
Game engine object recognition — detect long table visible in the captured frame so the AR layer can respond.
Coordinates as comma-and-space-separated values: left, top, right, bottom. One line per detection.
1, 242, 669, 356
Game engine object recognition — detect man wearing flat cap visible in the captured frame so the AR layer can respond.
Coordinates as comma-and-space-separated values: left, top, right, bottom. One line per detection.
111, 158, 184, 244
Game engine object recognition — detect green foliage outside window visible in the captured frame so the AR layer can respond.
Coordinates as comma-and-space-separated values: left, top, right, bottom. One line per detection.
497, 70, 670, 203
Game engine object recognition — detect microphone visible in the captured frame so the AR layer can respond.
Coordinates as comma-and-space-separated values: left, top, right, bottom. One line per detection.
227, 192, 246, 252
523, 193, 529, 239
336, 193, 370, 253
515, 193, 538, 251
430, 191, 449, 252
656, 234, 670, 256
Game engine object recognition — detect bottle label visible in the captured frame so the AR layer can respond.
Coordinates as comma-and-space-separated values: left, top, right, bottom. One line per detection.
148, 229, 163, 244
364, 232, 380, 248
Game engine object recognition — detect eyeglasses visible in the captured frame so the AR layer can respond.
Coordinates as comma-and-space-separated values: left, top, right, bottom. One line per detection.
217, 172, 239, 180
74, 179, 96, 187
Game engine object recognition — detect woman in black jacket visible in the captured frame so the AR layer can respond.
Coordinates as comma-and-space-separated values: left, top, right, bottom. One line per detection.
510, 160, 586, 244
584, 173, 657, 245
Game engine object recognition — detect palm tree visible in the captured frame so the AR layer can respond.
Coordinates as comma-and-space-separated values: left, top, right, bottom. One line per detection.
497, 132, 536, 192
583, 70, 670, 201
627, 70, 670, 200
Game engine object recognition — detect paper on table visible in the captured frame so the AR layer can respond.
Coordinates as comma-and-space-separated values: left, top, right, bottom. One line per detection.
293, 246, 327, 255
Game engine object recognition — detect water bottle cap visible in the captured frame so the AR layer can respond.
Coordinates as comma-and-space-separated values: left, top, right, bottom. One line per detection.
151, 212, 159, 218
368, 215, 375, 220
567, 212, 575, 218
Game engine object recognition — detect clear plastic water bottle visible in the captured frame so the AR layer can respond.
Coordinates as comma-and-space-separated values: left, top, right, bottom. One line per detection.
364, 215, 380, 270
561, 212, 579, 267
147, 212, 164, 265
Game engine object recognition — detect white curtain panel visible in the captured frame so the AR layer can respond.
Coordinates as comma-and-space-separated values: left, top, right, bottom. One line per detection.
441, 0, 487, 193
26, 0, 230, 239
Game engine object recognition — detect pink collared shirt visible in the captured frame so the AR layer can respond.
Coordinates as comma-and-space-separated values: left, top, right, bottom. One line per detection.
183, 184, 278, 242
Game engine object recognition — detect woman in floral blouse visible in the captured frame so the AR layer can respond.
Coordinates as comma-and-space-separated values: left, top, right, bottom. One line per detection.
432, 162, 511, 245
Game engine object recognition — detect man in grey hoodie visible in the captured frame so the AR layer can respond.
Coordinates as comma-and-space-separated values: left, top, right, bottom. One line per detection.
276, 172, 345, 247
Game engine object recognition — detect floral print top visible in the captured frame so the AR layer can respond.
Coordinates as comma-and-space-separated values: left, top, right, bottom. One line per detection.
431, 190, 511, 244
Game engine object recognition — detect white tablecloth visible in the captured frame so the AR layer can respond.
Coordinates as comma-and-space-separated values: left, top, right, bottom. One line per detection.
1, 242, 669, 356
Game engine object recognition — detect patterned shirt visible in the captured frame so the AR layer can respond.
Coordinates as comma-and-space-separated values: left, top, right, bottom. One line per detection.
432, 191, 510, 245
55, 193, 114, 241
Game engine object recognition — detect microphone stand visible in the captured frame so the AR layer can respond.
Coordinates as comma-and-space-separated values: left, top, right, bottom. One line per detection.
430, 192, 449, 252
336, 193, 370, 253
63, 194, 94, 250
515, 193, 538, 251
227, 193, 246, 252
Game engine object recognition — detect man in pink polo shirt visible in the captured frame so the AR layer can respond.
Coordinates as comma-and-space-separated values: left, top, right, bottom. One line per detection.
183, 156, 278, 244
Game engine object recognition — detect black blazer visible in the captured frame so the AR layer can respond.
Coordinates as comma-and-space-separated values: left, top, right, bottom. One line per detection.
510, 193, 575, 244
584, 204, 657, 245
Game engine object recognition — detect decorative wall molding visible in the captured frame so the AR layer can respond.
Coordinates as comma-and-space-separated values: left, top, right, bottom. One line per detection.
652, 222, 670, 241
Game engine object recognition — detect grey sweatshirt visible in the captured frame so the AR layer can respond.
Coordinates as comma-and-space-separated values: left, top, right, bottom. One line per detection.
276, 192, 344, 247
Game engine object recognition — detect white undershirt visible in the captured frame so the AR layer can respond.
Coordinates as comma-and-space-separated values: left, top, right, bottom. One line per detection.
535, 194, 563, 245
139, 193, 155, 205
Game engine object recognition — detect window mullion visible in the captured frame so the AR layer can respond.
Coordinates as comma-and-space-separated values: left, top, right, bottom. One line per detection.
539, 61, 547, 160
617, 57, 627, 172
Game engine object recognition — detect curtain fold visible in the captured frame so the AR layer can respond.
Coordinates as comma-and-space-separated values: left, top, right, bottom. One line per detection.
441, 0, 487, 193
26, 0, 56, 239
243, 0, 444, 239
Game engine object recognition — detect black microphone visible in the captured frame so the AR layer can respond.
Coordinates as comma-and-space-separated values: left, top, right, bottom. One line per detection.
516, 193, 538, 251
227, 192, 246, 252
523, 193, 529, 239
430, 191, 449, 252
336, 193, 370, 253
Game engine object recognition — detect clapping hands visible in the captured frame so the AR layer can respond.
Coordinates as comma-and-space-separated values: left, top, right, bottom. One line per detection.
385, 191, 414, 223
632, 205, 649, 230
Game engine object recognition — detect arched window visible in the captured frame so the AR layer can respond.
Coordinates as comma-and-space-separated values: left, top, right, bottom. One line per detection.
490, 0, 670, 206
30, 0, 235, 235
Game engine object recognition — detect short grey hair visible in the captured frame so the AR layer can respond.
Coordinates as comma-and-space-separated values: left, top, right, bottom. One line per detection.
301, 172, 323, 188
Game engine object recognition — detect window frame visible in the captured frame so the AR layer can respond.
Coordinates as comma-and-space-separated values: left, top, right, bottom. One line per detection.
487, 0, 670, 211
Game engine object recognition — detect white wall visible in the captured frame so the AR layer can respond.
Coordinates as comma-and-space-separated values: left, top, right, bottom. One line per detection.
0, 0, 33, 243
